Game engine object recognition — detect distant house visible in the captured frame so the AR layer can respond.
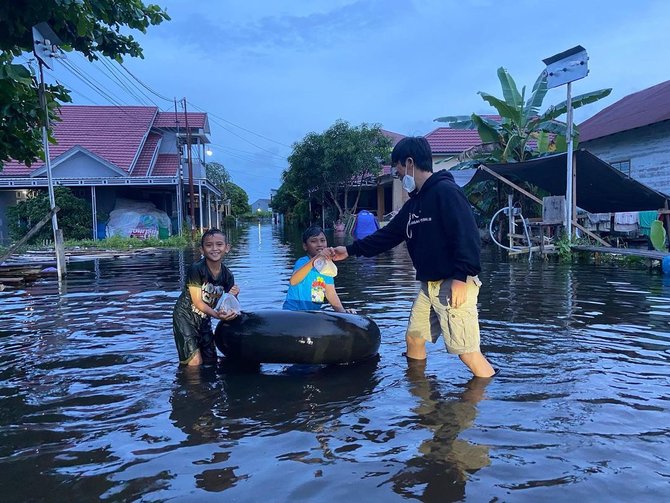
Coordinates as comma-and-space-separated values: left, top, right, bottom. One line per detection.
0, 105, 222, 243
579, 80, 670, 196
250, 198, 271, 212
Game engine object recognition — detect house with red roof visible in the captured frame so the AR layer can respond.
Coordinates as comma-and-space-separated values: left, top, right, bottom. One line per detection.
0, 105, 222, 244
579, 80, 670, 196
424, 127, 486, 169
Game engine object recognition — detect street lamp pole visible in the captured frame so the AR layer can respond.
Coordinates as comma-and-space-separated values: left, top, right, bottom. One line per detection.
543, 45, 589, 239
33, 22, 67, 280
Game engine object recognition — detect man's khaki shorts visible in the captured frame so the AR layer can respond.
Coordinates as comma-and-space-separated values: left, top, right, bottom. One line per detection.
405, 276, 482, 355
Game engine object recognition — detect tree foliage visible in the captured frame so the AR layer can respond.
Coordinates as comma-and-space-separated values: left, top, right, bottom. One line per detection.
270, 182, 309, 226
0, 0, 170, 169
205, 161, 231, 192
281, 120, 391, 220
7, 186, 92, 242
227, 182, 250, 216
205, 161, 250, 216
435, 67, 612, 165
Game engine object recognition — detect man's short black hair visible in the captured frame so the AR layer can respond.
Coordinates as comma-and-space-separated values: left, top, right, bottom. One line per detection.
201, 228, 227, 247
391, 136, 433, 172
302, 225, 324, 243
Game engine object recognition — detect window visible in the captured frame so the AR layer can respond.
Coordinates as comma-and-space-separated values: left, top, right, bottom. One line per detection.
610, 160, 631, 176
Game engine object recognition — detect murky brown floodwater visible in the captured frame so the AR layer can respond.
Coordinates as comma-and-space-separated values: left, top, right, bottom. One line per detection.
1, 223, 669, 501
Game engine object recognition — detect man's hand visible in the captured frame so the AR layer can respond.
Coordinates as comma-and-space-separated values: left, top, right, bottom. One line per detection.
229, 284, 240, 296
450, 279, 468, 308
331, 246, 349, 261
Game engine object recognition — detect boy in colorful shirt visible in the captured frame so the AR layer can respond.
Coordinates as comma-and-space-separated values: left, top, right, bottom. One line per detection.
283, 226, 354, 313
172, 228, 239, 366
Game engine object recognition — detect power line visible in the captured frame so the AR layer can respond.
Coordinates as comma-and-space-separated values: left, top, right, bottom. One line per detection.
116, 60, 173, 103
94, 55, 158, 106
188, 101, 292, 148
59, 59, 148, 121
208, 141, 288, 162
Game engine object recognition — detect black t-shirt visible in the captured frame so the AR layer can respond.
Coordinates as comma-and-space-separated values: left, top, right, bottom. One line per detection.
177, 259, 235, 318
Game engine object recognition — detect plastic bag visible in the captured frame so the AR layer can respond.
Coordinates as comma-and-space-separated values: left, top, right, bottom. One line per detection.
313, 256, 338, 277
216, 293, 241, 314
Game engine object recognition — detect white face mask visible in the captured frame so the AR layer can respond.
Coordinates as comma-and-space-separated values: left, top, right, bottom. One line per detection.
401, 164, 415, 193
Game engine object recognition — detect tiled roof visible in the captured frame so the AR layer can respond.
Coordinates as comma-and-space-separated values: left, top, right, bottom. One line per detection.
154, 111, 207, 129
579, 80, 670, 142
425, 128, 485, 153
381, 129, 405, 147
131, 133, 161, 176
1, 105, 158, 176
152, 154, 180, 176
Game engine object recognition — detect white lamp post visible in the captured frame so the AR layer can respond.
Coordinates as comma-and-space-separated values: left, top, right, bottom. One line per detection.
542, 45, 589, 239
32, 22, 67, 280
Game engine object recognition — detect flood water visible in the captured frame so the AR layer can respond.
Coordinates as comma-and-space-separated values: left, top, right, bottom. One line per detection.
1, 223, 669, 502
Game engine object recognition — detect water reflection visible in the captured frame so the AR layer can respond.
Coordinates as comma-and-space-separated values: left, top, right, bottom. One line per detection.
390, 359, 491, 501
168, 359, 381, 494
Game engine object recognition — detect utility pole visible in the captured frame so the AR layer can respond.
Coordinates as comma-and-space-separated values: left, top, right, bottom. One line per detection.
183, 98, 196, 239
32, 22, 66, 280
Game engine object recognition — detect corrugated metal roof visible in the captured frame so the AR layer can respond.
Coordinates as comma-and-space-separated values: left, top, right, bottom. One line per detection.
580, 80, 670, 142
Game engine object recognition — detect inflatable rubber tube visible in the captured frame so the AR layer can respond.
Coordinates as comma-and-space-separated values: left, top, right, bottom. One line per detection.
215, 310, 381, 364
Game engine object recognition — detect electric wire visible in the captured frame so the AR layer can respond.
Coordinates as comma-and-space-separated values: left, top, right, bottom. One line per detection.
94, 55, 158, 106
188, 101, 292, 148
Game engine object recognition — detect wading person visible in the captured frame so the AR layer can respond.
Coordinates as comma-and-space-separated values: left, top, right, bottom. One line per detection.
330, 137, 495, 377
283, 225, 355, 313
173, 228, 240, 366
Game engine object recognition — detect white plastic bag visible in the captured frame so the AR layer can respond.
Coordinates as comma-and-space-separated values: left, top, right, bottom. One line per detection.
313, 256, 338, 277
216, 293, 241, 314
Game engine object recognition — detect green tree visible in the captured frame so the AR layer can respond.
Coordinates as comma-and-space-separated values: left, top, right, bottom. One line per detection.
7, 186, 92, 242
435, 67, 612, 164
0, 0, 170, 169
283, 120, 391, 219
205, 161, 231, 191
270, 182, 308, 226
227, 182, 250, 216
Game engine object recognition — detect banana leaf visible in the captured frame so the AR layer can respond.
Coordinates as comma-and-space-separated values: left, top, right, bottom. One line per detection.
523, 72, 548, 121
472, 114, 501, 144
497, 67, 522, 110
478, 91, 521, 124
541, 88, 612, 122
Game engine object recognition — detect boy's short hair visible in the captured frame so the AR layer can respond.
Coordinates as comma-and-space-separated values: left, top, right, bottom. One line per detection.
391, 136, 433, 172
302, 225, 325, 243
201, 228, 227, 247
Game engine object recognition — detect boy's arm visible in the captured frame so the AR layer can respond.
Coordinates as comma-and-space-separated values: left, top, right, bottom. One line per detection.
188, 285, 221, 319
324, 284, 355, 313
289, 256, 317, 286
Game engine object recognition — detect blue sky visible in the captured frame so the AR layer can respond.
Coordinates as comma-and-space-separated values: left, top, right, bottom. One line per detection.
40, 0, 670, 202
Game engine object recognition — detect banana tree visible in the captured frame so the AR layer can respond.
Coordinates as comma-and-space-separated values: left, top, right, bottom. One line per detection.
436, 67, 612, 164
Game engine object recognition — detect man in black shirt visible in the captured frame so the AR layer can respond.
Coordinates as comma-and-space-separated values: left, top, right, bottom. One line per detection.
332, 137, 494, 377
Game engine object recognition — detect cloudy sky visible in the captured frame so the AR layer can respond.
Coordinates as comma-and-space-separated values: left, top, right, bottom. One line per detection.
44, 0, 670, 202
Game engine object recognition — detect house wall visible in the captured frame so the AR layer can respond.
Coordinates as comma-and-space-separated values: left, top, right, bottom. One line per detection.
581, 121, 670, 196
52, 151, 123, 178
